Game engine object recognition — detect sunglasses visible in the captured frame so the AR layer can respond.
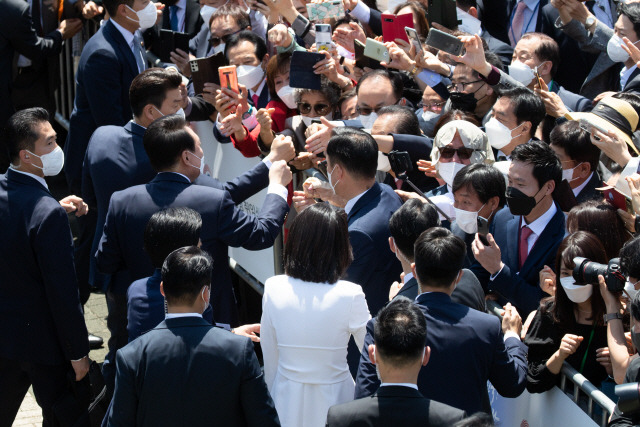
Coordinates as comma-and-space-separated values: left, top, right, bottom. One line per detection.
297, 102, 331, 116
209, 28, 245, 46
418, 101, 445, 111
438, 146, 478, 160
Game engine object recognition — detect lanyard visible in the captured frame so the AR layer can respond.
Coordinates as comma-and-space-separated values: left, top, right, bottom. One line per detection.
509, 1, 540, 41
579, 326, 596, 374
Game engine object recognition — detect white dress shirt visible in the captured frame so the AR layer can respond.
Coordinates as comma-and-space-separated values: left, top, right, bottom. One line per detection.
165, 312, 202, 319
572, 172, 593, 197
520, 201, 557, 253
621, 64, 638, 90
510, 0, 540, 38
344, 189, 368, 215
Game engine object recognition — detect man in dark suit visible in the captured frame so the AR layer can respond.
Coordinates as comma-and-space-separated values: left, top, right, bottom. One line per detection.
106, 246, 280, 426
355, 227, 528, 415
470, 140, 565, 316
96, 115, 293, 391
549, 120, 603, 204
388, 199, 486, 312
327, 298, 466, 427
0, 0, 80, 171
189, 4, 251, 60
478, 0, 549, 45
0, 108, 89, 425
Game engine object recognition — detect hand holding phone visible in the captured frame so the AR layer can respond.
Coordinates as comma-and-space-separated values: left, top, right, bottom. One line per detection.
219, 65, 239, 93
425, 28, 464, 56
315, 24, 332, 52
363, 38, 389, 62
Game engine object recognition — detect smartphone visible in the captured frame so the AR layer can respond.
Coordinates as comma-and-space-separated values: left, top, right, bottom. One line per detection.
306, 0, 345, 21
425, 28, 464, 56
405, 27, 422, 52
363, 38, 389, 62
218, 65, 239, 93
477, 216, 489, 245
381, 13, 413, 43
534, 67, 544, 89
315, 24, 332, 52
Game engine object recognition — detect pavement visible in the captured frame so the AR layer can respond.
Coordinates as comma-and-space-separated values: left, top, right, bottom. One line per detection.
13, 292, 110, 426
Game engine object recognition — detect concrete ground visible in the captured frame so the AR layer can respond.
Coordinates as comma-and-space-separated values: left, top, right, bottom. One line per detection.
13, 292, 110, 426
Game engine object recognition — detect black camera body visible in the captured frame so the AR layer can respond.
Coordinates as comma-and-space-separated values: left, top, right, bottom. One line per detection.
572, 257, 626, 293
616, 382, 640, 414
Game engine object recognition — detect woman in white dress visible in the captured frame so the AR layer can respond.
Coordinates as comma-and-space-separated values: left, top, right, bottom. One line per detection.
260, 204, 371, 427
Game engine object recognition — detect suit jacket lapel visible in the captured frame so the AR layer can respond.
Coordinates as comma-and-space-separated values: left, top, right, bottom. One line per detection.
6, 169, 52, 195
185, 0, 200, 34
504, 215, 520, 271
104, 20, 139, 77
520, 206, 565, 276
347, 183, 381, 222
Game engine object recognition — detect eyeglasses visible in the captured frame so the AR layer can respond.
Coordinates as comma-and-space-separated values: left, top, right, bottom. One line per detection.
297, 102, 331, 116
447, 79, 483, 92
209, 28, 245, 46
356, 104, 388, 116
418, 101, 445, 111
438, 146, 478, 160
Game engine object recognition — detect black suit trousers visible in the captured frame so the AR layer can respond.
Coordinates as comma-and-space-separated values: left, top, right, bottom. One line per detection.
0, 356, 69, 427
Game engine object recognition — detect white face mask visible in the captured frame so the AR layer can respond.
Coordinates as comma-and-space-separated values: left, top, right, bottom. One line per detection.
436, 161, 465, 187
125, 2, 158, 30
358, 112, 378, 129
560, 276, 593, 303
454, 203, 486, 234
276, 85, 297, 109
485, 117, 524, 149
237, 65, 265, 89
421, 110, 440, 122
336, 45, 355, 60
154, 106, 186, 120
200, 5, 217, 24
26, 146, 64, 176
607, 35, 638, 63
626, 280, 639, 300
301, 113, 332, 127
187, 151, 205, 175
456, 7, 482, 35
562, 162, 583, 183
327, 164, 340, 195
508, 61, 535, 86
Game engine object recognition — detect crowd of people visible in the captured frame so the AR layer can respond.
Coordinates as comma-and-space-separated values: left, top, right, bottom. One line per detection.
5, 0, 640, 424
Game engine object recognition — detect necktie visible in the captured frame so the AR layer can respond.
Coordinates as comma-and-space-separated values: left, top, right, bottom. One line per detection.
395, 178, 404, 190
132, 32, 146, 73
509, 1, 528, 47
252, 93, 260, 107
518, 225, 533, 269
170, 5, 179, 31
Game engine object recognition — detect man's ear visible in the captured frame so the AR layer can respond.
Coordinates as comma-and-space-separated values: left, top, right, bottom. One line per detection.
160, 281, 165, 298
411, 262, 417, 279
539, 61, 553, 77
422, 346, 431, 366
577, 161, 591, 179
389, 237, 396, 254
546, 179, 556, 196
468, 6, 478, 18
368, 344, 377, 365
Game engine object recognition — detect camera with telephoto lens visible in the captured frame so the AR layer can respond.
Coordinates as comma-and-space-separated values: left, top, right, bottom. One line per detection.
615, 382, 640, 414
572, 257, 626, 293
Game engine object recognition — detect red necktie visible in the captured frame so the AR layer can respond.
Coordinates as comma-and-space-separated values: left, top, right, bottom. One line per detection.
509, 1, 528, 47
395, 178, 404, 190
519, 225, 533, 269
252, 94, 259, 107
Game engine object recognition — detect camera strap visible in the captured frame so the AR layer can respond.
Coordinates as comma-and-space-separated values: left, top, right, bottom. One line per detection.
579, 326, 596, 374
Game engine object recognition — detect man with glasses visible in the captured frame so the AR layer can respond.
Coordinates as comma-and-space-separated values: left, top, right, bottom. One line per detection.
189, 4, 250, 61
416, 86, 446, 137
448, 60, 499, 124
355, 70, 406, 129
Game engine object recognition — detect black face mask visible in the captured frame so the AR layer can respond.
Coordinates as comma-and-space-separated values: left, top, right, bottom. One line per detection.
506, 186, 544, 216
449, 92, 478, 112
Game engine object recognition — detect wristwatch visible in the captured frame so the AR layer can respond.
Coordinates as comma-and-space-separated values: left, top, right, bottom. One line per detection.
584, 15, 596, 30
603, 312, 623, 323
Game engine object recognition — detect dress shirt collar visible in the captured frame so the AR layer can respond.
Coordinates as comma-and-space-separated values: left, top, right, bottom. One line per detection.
166, 171, 192, 183
380, 383, 418, 390
621, 64, 638, 90
344, 188, 368, 215
110, 18, 135, 48
572, 172, 593, 197
403, 272, 414, 285
521, 0, 539, 11
9, 167, 48, 190
520, 200, 557, 237
249, 78, 267, 101
165, 312, 203, 319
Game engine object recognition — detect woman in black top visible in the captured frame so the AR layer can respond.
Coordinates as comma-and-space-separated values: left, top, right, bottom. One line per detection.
524, 231, 613, 392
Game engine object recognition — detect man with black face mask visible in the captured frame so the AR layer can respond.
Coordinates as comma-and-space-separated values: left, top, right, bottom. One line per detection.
448, 59, 500, 124
469, 140, 565, 316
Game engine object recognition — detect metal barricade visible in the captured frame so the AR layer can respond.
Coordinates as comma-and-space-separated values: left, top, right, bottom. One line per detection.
486, 300, 616, 426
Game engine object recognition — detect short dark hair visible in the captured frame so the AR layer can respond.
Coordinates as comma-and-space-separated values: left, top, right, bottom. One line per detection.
377, 105, 422, 136
225, 30, 267, 62
549, 121, 600, 173
452, 164, 507, 209
498, 87, 546, 137
209, 3, 250, 28
129, 68, 182, 118
567, 201, 630, 260
621, 236, 640, 280
102, 0, 133, 17
484, 51, 505, 72
453, 412, 495, 427
357, 70, 404, 102
326, 128, 378, 180
619, 2, 640, 40
511, 139, 562, 190
284, 204, 353, 283
631, 291, 640, 323
161, 246, 212, 306
520, 33, 560, 77
374, 297, 427, 366
144, 208, 202, 268
144, 116, 195, 171
414, 227, 466, 288
389, 199, 440, 260
4, 107, 50, 163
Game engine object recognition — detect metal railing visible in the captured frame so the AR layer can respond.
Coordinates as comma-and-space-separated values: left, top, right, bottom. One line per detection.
486, 300, 616, 426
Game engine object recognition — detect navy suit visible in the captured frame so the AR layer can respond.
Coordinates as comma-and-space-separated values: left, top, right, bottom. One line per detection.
391, 133, 439, 193
0, 169, 89, 424
144, 0, 203, 58
575, 172, 603, 204
355, 292, 528, 415
470, 204, 566, 316
107, 316, 280, 427
126, 269, 214, 342
82, 121, 155, 291
65, 20, 140, 194
189, 22, 211, 58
